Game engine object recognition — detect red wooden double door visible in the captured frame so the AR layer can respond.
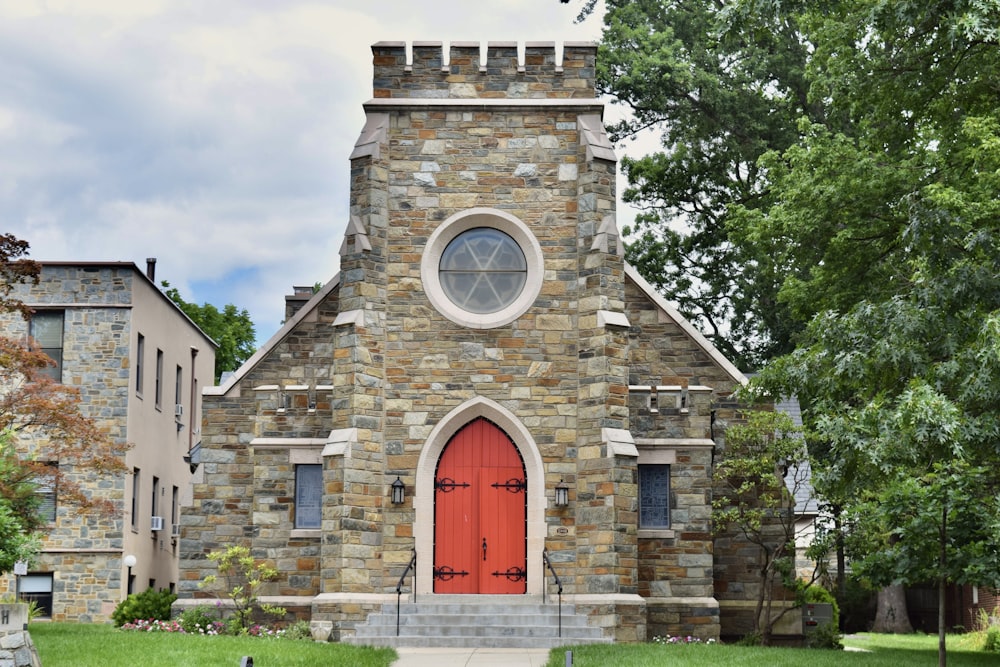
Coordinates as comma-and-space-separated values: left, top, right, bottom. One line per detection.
433, 418, 527, 594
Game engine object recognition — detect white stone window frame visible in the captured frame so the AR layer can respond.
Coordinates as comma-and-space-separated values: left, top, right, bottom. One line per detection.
637, 446, 676, 539
421, 207, 544, 329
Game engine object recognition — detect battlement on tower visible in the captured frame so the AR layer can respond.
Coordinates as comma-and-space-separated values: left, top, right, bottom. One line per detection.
371, 41, 597, 100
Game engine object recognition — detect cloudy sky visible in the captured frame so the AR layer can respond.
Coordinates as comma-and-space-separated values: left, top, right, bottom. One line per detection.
1, 1, 624, 346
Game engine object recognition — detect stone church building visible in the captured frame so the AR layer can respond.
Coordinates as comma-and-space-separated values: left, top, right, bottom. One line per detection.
178, 41, 763, 645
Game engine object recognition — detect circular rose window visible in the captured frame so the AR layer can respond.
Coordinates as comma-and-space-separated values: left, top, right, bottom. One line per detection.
439, 228, 527, 314
421, 208, 543, 329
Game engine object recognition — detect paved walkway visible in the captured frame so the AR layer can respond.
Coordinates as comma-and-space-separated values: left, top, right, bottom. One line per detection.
392, 647, 552, 667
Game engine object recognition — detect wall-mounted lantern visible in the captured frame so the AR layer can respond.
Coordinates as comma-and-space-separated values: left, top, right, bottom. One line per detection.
390, 476, 406, 505
554, 479, 569, 507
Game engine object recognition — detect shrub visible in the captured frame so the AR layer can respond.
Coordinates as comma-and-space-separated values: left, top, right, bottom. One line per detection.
985, 626, 1000, 653
803, 584, 840, 630
177, 605, 224, 635
282, 620, 314, 641
963, 609, 1000, 653
805, 618, 844, 650
198, 545, 286, 634
111, 588, 177, 628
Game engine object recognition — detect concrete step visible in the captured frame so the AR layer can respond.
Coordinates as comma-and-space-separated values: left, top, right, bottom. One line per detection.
343, 596, 611, 649
349, 635, 602, 649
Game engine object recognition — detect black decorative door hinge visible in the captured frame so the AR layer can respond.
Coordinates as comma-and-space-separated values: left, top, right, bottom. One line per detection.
435, 477, 470, 493
491, 566, 526, 582
433, 565, 470, 581
490, 478, 526, 493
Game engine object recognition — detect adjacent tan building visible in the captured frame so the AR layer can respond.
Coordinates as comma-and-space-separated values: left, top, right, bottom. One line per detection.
0, 261, 215, 622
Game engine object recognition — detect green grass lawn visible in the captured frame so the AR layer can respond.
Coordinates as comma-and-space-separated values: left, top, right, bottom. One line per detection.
30, 622, 397, 667
32, 623, 999, 667
545, 633, 998, 667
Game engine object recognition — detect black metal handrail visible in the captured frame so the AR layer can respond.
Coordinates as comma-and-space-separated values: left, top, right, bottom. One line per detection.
542, 548, 563, 637
395, 548, 417, 637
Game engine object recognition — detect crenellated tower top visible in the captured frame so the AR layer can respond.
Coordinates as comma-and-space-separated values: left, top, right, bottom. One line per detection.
371, 41, 597, 99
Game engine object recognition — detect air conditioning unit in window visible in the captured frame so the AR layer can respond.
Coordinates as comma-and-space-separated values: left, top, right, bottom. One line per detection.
174, 404, 184, 417
171, 523, 181, 537
150, 516, 164, 531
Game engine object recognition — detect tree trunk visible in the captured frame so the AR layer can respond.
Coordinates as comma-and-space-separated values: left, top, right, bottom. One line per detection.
938, 498, 947, 667
834, 509, 846, 601
938, 577, 947, 667
873, 583, 913, 633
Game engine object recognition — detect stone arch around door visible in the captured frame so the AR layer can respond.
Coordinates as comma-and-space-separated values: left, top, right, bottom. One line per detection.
415, 396, 546, 596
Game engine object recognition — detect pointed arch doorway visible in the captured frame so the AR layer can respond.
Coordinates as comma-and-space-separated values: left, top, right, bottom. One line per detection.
433, 418, 527, 594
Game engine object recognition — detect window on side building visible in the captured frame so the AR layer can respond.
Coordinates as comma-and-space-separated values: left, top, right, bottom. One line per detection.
295, 464, 322, 529
151, 475, 160, 531
19, 573, 53, 618
175, 365, 183, 419
36, 463, 57, 523
155, 349, 164, 410
30, 310, 64, 382
131, 468, 140, 532
638, 464, 671, 529
136, 334, 145, 397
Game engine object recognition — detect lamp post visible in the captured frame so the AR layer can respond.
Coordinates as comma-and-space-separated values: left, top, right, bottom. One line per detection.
123, 554, 136, 595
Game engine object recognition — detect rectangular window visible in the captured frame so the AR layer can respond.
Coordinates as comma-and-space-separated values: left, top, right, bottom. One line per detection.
19, 573, 53, 618
171, 485, 178, 527
36, 463, 57, 523
135, 334, 145, 396
155, 349, 164, 409
30, 310, 64, 381
295, 464, 322, 529
638, 464, 671, 529
175, 365, 183, 417
131, 468, 140, 531
151, 475, 160, 523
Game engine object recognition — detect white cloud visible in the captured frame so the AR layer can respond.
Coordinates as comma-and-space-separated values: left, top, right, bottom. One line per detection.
0, 0, 606, 345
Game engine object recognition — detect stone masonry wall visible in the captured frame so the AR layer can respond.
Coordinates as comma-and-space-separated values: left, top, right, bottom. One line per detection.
372, 41, 596, 99
180, 285, 342, 598
366, 41, 618, 596
0, 267, 131, 621
624, 276, 745, 639
378, 119, 608, 594
0, 605, 40, 667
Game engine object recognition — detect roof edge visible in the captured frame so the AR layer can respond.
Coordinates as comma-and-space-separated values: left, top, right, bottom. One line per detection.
624, 263, 747, 387
35, 261, 218, 350
206, 273, 341, 396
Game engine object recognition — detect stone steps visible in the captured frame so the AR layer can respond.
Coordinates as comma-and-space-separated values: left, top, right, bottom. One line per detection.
343, 595, 611, 648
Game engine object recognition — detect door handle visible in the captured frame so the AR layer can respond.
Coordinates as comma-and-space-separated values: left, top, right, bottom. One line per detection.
482, 537, 487, 561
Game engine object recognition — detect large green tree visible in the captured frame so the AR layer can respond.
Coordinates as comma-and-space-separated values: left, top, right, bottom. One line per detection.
160, 282, 256, 383
567, 0, 1000, 653
568, 0, 833, 368
736, 2, 1000, 662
